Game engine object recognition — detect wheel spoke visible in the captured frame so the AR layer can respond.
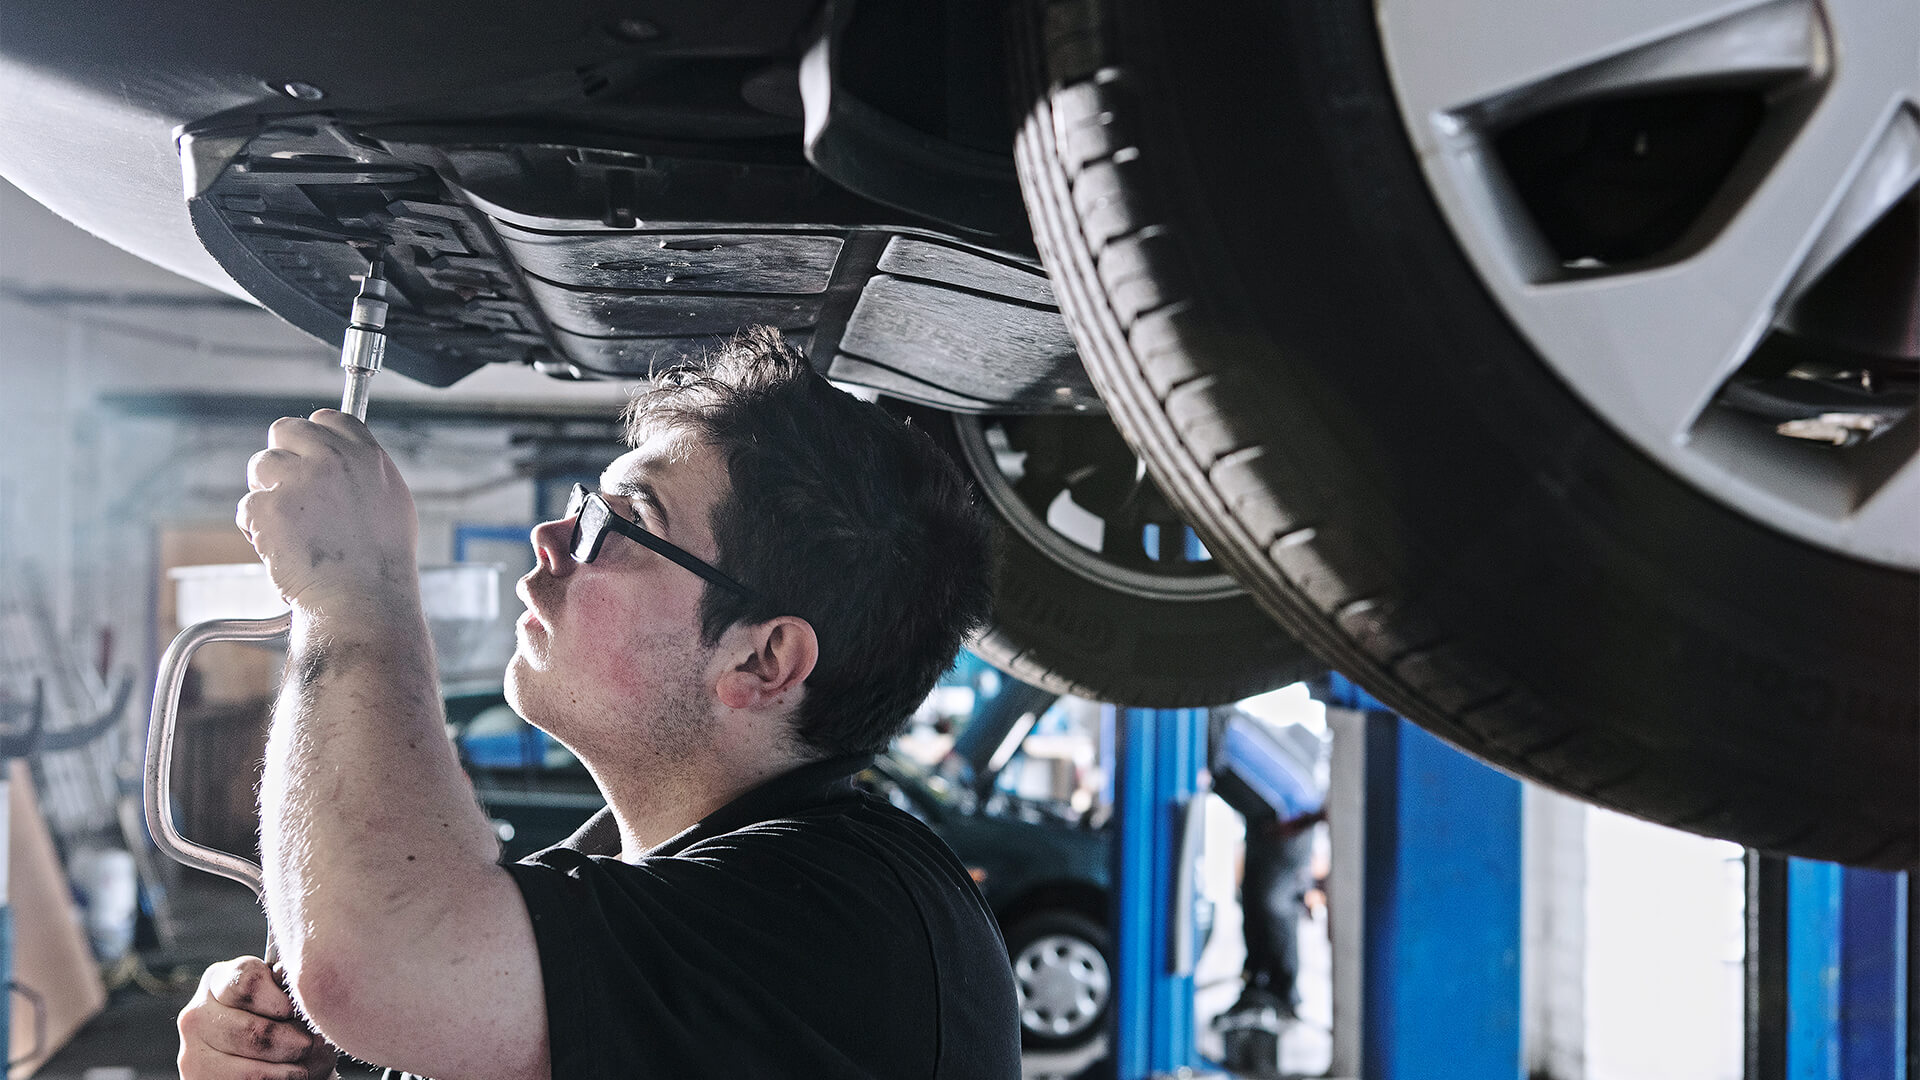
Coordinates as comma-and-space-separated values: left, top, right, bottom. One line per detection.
1780, 105, 1920, 308
954, 415, 1243, 599
1516, 82, 1912, 444
1097, 485, 1153, 562
1381, 0, 1809, 130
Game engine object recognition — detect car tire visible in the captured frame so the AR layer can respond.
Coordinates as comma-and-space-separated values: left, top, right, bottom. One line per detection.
1005, 910, 1114, 1050
1008, 0, 1918, 864
889, 401, 1325, 707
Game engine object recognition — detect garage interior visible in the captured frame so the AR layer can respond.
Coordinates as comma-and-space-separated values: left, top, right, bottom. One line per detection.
1, 152, 1909, 1080
0, 0, 1916, 1071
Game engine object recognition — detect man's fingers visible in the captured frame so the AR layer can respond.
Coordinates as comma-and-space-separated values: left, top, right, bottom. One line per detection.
265, 411, 376, 459
265, 415, 324, 451
236, 489, 271, 543
179, 1043, 323, 1080
305, 407, 375, 442
207, 956, 296, 1019
179, 959, 332, 1080
247, 448, 298, 492
191, 1001, 317, 1064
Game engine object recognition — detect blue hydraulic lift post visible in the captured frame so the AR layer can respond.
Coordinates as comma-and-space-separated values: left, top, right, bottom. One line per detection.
1319, 673, 1523, 1080
1107, 705, 1205, 1078
1789, 860, 1844, 1080
1785, 859, 1908, 1080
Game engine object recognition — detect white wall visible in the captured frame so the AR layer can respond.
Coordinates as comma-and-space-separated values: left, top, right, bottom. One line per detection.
1583, 810, 1745, 1080
1523, 784, 1588, 1080
1521, 787, 1746, 1080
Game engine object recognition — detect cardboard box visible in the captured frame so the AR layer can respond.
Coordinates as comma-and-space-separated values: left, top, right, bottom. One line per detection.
8, 760, 108, 1077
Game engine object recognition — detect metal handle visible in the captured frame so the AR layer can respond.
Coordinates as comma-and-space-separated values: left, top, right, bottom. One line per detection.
143, 611, 291, 900
338, 262, 387, 419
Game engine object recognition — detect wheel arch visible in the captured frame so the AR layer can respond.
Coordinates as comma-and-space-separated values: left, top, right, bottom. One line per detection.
995, 879, 1110, 933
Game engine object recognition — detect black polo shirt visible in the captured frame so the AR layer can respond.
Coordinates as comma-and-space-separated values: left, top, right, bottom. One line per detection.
501, 753, 1022, 1078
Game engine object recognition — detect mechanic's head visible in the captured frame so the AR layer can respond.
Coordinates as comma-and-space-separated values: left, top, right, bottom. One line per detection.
623, 326, 994, 757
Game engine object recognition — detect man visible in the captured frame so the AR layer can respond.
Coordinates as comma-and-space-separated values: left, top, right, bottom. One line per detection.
1206, 703, 1325, 1076
177, 328, 1019, 1078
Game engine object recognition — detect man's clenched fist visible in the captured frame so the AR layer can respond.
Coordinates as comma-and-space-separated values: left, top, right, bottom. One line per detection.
237, 410, 419, 620
178, 956, 338, 1080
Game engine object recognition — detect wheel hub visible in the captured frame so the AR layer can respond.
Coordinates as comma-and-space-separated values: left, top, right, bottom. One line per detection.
1014, 932, 1111, 1038
955, 413, 1244, 601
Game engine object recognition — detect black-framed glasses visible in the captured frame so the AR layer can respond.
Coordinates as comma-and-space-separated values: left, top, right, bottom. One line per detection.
565, 483, 763, 602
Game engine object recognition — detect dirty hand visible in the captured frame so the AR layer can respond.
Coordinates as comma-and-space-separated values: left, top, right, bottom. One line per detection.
237, 410, 419, 619
178, 956, 338, 1080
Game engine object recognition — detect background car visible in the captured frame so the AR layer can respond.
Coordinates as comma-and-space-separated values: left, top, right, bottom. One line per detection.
2, 0, 1912, 864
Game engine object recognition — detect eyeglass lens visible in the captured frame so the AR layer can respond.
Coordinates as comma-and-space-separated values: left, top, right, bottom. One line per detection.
568, 486, 607, 563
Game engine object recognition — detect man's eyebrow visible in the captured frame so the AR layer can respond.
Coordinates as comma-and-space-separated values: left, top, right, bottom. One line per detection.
607, 477, 670, 532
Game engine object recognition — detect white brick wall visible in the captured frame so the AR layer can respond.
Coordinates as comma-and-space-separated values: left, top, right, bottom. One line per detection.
1584, 809, 1745, 1080
1523, 784, 1588, 1080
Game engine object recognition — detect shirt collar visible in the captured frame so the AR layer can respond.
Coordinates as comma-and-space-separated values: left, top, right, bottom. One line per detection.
557, 752, 875, 859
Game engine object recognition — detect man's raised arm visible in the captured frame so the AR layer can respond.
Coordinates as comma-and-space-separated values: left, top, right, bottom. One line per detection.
237, 409, 547, 1080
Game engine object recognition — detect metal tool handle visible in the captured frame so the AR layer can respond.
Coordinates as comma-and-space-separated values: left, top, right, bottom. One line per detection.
143, 611, 292, 899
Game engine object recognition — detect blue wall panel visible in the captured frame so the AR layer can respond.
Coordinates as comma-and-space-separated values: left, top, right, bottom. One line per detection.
1790, 860, 1845, 1080
1840, 870, 1907, 1080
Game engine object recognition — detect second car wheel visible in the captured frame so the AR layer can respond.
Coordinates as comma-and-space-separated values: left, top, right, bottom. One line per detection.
891, 402, 1325, 707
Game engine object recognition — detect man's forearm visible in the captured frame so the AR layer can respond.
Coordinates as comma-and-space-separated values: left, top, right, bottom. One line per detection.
261, 599, 501, 972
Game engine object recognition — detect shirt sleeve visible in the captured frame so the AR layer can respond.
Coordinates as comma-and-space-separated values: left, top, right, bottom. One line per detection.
504, 820, 937, 1080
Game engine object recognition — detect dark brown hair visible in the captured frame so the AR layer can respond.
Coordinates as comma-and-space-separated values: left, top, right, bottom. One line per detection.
624, 327, 994, 757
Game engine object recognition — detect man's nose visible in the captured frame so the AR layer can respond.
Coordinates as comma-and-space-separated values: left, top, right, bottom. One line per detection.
529, 517, 577, 576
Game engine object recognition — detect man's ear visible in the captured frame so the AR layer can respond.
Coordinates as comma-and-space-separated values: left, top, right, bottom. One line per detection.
715, 616, 818, 710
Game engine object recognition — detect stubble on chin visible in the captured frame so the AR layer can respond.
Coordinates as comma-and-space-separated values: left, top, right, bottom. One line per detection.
528, 631, 718, 774
503, 651, 530, 707
638, 645, 720, 765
